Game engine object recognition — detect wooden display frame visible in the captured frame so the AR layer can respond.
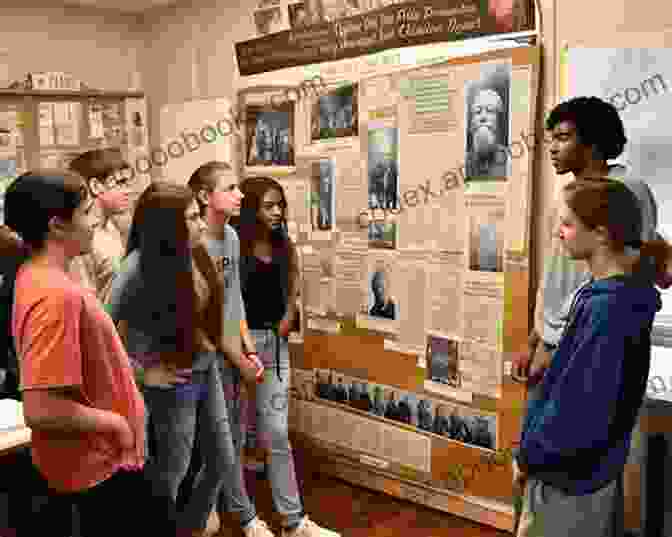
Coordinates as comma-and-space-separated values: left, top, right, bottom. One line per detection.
240, 45, 540, 532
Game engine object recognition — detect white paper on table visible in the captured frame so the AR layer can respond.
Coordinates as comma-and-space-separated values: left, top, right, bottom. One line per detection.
0, 399, 25, 430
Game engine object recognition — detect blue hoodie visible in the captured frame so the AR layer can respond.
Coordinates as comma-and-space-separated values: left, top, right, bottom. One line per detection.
516, 275, 661, 495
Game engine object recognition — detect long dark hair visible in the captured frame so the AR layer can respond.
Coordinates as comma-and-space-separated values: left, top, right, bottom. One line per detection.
563, 178, 671, 282
233, 176, 297, 275
125, 182, 203, 366
0, 170, 88, 380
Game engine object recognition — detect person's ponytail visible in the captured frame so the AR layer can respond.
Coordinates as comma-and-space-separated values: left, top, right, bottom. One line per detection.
636, 238, 672, 289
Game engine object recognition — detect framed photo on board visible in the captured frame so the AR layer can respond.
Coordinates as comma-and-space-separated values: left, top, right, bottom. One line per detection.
239, 87, 296, 177
310, 82, 359, 143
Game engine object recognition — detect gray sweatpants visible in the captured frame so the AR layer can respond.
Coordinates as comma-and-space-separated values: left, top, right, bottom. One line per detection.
515, 476, 624, 537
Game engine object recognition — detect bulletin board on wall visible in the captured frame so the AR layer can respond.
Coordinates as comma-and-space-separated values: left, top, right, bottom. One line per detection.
236, 44, 540, 531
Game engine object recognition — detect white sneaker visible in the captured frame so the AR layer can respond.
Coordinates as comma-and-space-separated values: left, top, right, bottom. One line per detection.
281, 516, 334, 537
243, 518, 275, 537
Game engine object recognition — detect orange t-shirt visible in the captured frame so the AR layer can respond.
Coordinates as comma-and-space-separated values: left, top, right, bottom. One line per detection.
12, 263, 146, 493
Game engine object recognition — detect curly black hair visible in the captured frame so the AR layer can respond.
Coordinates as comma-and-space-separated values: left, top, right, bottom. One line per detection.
546, 97, 627, 160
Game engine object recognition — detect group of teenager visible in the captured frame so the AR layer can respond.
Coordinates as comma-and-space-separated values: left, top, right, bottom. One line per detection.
0, 151, 323, 537
1, 93, 671, 537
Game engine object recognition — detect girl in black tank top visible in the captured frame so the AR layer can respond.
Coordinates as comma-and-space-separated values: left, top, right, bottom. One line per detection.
232, 177, 328, 537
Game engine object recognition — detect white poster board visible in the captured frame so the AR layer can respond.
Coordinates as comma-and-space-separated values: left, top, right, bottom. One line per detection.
567, 48, 672, 402
158, 97, 235, 185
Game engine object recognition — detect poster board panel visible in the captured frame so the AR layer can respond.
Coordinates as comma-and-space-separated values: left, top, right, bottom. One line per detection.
256, 45, 541, 530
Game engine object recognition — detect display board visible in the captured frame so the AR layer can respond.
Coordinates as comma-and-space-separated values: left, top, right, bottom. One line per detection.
237, 44, 539, 531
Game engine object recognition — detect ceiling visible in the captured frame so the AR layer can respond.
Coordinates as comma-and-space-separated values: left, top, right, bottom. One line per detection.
62, 0, 179, 12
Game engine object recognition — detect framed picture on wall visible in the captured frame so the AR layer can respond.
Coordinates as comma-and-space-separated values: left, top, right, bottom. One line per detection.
311, 82, 359, 143
238, 87, 297, 177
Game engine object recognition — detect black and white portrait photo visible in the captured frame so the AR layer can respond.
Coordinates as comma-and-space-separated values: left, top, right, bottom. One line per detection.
314, 368, 334, 400
288, 2, 310, 28
368, 221, 396, 249
368, 263, 395, 320
432, 403, 453, 437
310, 159, 335, 230
469, 210, 504, 273
370, 384, 387, 416
417, 398, 434, 432
253, 7, 287, 35
368, 127, 398, 210
426, 335, 461, 388
312, 83, 358, 141
464, 62, 512, 181
245, 104, 295, 167
470, 413, 496, 450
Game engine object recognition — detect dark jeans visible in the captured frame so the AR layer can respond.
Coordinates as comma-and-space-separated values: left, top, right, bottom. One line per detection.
74, 468, 176, 537
4, 455, 176, 537
4, 448, 75, 537
176, 417, 203, 510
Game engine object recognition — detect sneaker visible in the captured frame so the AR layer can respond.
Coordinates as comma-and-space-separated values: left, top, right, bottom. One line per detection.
243, 518, 275, 537
281, 516, 330, 537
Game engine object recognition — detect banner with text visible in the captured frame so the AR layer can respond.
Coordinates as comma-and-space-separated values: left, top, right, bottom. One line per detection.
236, 0, 534, 76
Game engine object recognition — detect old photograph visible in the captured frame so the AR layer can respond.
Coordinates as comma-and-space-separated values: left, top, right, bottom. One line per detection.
468, 411, 497, 450
368, 260, 396, 320
309, 159, 335, 231
464, 61, 512, 181
367, 126, 398, 210
245, 103, 295, 167
348, 379, 373, 412
416, 398, 434, 432
314, 368, 334, 400
288, 2, 307, 28
253, 7, 288, 36
426, 335, 461, 388
311, 83, 358, 141
370, 384, 387, 417
431, 403, 497, 451
368, 220, 396, 249
400, 392, 418, 427
331, 373, 350, 404
468, 209, 504, 272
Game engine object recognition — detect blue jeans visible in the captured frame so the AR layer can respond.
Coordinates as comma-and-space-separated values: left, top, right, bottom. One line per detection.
143, 357, 256, 531
229, 329, 304, 526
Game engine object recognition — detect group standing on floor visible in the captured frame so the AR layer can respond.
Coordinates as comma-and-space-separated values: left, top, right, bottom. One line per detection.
0, 153, 324, 537
0, 95, 671, 537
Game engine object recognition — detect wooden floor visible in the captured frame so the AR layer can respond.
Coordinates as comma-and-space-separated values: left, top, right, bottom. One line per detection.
215, 444, 510, 537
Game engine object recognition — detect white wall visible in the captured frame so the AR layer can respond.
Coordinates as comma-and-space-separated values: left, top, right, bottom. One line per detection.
0, 1, 144, 91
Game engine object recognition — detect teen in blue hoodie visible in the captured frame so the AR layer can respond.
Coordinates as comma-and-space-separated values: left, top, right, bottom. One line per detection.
514, 178, 668, 537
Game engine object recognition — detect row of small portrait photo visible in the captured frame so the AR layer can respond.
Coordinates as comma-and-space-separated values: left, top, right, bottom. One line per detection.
292, 368, 497, 450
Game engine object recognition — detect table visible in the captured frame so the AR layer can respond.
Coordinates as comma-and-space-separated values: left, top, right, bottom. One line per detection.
0, 399, 31, 455
0, 426, 31, 455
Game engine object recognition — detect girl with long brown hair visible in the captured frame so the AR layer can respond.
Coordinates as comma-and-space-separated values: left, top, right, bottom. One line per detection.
107, 181, 261, 535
